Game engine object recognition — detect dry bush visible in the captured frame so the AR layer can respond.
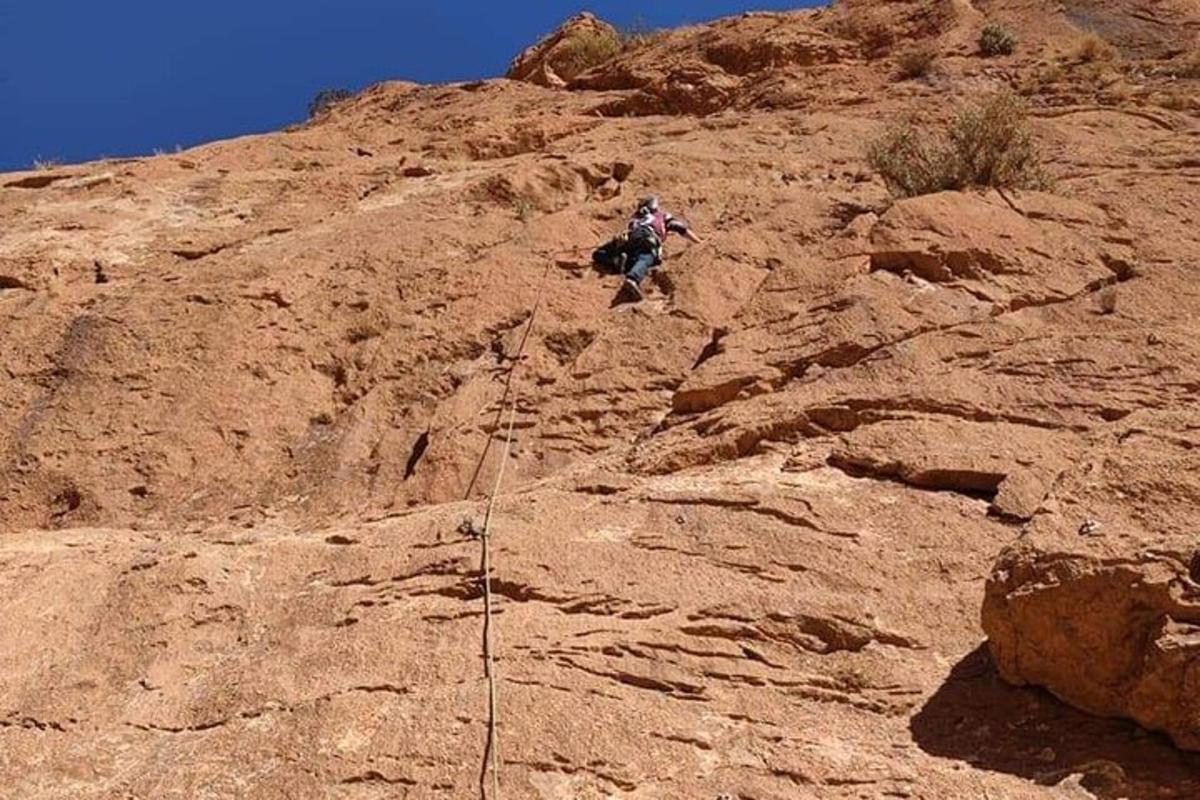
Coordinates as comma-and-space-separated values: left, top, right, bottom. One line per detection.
1020, 62, 1065, 95
931, 0, 961, 32
834, 0, 957, 49
513, 197, 534, 222
896, 44, 938, 80
557, 28, 622, 77
867, 92, 1049, 197
979, 23, 1018, 57
618, 16, 661, 51
32, 157, 62, 171
1075, 59, 1124, 88
857, 19, 895, 57
308, 88, 353, 119
949, 92, 1047, 188
867, 125, 950, 197
1075, 34, 1115, 63
833, 12, 895, 58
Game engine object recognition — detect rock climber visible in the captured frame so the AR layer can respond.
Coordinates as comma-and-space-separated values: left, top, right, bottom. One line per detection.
594, 196, 703, 303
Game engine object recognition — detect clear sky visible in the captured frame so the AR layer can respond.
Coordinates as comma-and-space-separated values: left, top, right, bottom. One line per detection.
0, 2, 822, 171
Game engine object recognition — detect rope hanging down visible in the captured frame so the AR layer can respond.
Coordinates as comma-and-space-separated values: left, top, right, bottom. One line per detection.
477, 259, 552, 800
463, 259, 556, 499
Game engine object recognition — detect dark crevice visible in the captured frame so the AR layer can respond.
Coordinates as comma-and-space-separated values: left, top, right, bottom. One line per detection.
1, 716, 69, 732
1100, 253, 1137, 282
691, 327, 727, 370
244, 290, 291, 308
827, 453, 1004, 502
171, 241, 236, 261
341, 771, 416, 786
4, 173, 73, 189
987, 505, 1032, 526
50, 487, 83, 519
404, 430, 430, 479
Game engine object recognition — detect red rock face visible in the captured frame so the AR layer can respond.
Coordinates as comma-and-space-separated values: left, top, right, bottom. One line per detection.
2, 2, 1200, 798
984, 410, 1200, 752
507, 12, 623, 88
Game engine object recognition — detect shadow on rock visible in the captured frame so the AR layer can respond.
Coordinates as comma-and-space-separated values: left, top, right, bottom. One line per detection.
911, 645, 1200, 799
554, 257, 615, 279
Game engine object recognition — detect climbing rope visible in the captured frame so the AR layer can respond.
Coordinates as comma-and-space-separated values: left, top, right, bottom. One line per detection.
463, 258, 556, 500
476, 258, 552, 800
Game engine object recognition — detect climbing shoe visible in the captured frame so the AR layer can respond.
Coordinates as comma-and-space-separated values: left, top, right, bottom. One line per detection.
619, 278, 643, 303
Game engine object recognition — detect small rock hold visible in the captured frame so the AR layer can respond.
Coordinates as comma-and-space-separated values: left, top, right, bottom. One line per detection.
1097, 285, 1118, 314
458, 518, 484, 538
595, 177, 622, 201
61, 173, 114, 190
1078, 519, 1103, 536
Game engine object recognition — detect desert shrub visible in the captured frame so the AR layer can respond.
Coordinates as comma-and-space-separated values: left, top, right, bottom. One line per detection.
867, 125, 951, 197
843, 17, 894, 57
618, 16, 659, 51
860, 20, 895, 56
949, 92, 1046, 187
896, 44, 938, 79
513, 197, 534, 222
979, 23, 1018, 57
32, 157, 62, 170
1019, 62, 1064, 95
1075, 33, 1115, 63
308, 88, 353, 118
557, 28, 622, 77
867, 92, 1048, 197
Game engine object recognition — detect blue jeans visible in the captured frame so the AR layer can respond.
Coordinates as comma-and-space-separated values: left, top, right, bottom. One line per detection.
625, 250, 657, 285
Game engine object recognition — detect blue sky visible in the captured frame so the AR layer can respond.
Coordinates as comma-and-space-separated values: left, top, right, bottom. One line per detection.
0, 2, 821, 171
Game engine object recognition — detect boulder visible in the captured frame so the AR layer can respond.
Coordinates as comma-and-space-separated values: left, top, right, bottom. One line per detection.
506, 12, 621, 87
983, 410, 1200, 751
870, 191, 1119, 311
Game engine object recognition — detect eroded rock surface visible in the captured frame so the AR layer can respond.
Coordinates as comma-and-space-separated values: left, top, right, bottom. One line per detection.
984, 410, 1200, 752
506, 12, 622, 88
3, 1, 1200, 798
